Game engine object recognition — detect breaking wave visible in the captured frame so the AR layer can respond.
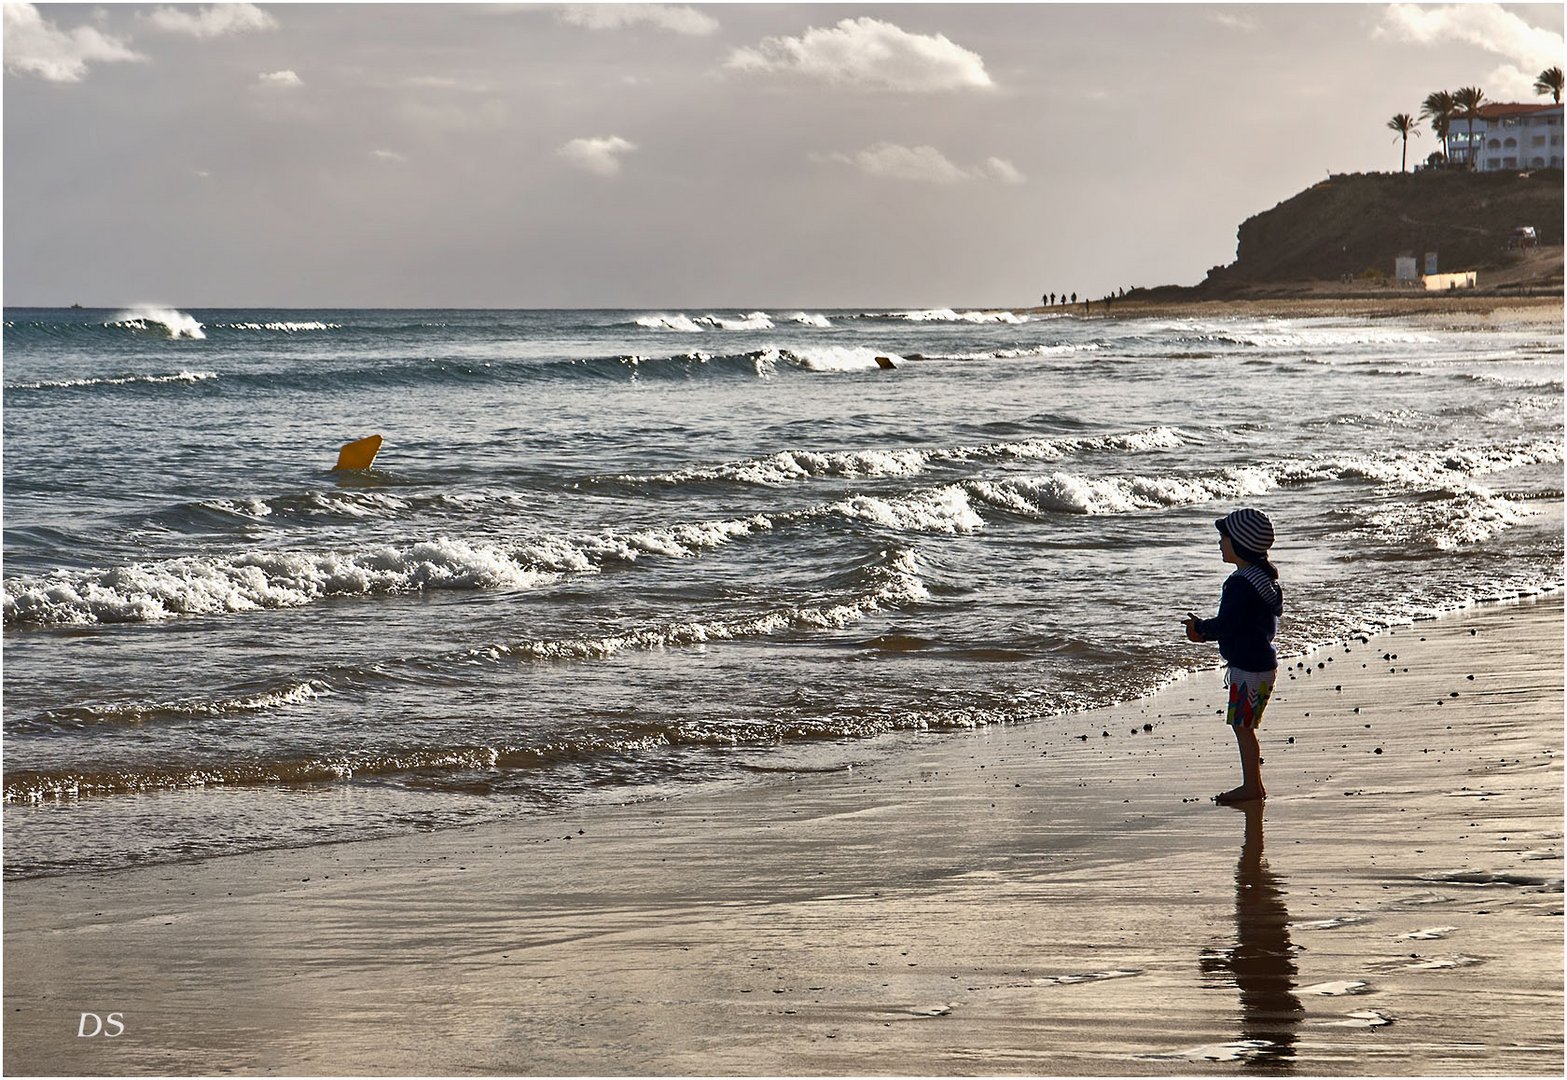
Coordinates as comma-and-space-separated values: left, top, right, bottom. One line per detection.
212, 321, 341, 333
959, 437, 1563, 519
2, 516, 776, 627
16, 681, 332, 733
106, 307, 205, 339
6, 370, 219, 392
10, 433, 1549, 628
634, 313, 704, 332
470, 546, 927, 662
621, 426, 1192, 486
633, 311, 834, 332
929, 343, 1102, 361
866, 308, 1029, 324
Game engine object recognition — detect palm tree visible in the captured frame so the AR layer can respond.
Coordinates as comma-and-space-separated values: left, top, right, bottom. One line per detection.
1420, 90, 1456, 161
1535, 66, 1563, 104
1387, 113, 1419, 172
1453, 86, 1486, 169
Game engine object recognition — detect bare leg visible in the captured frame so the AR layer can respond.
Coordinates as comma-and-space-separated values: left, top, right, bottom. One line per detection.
1217, 725, 1266, 803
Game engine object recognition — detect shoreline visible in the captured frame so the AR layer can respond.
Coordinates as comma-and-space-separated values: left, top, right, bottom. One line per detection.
5, 593, 1562, 1075
1020, 292, 1564, 323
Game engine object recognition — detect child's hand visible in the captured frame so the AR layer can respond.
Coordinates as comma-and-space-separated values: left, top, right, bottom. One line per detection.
1183, 614, 1204, 643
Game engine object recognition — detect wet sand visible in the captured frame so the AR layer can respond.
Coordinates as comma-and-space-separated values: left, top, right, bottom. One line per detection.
4, 594, 1561, 1076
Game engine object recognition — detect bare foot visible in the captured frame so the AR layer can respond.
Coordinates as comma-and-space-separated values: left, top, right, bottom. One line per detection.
1215, 786, 1265, 804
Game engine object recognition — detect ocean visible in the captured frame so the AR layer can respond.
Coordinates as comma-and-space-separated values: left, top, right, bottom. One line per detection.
3, 305, 1561, 879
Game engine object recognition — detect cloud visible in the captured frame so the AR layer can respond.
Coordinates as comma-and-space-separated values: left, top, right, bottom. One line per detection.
726, 17, 992, 92
557, 135, 638, 177
1212, 11, 1259, 32
400, 99, 509, 132
144, 4, 276, 38
818, 143, 1024, 185
1378, 3, 1564, 95
373, 149, 408, 164
2, 3, 142, 82
258, 70, 303, 89
982, 157, 1026, 185
1484, 61, 1558, 99
558, 4, 718, 36
405, 75, 491, 93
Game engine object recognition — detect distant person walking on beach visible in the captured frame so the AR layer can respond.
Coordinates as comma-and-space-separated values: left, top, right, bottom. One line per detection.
1183, 509, 1283, 804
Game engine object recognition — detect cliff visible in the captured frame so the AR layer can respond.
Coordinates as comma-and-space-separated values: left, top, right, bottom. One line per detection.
1183, 169, 1563, 297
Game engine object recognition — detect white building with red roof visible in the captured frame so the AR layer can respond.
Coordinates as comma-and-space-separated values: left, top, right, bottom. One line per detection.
1447, 102, 1563, 171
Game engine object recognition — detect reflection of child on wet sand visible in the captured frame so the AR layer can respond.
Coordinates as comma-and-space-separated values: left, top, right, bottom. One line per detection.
1199, 802, 1304, 1062
1183, 509, 1284, 804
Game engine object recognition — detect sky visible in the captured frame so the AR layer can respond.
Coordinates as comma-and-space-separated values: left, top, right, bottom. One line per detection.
3, 2, 1563, 308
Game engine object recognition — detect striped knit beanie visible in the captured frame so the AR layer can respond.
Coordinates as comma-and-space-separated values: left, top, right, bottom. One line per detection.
1215, 508, 1275, 555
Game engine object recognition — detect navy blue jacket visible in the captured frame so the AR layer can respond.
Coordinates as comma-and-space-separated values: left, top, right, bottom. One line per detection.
1196, 566, 1283, 671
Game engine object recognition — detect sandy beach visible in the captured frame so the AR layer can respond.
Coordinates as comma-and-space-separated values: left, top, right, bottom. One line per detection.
1025, 292, 1564, 325
4, 593, 1560, 1076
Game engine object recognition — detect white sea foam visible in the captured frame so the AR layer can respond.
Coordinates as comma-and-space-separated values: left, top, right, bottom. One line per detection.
1075, 427, 1189, 454
942, 343, 1101, 361
1, 514, 779, 627
636, 311, 781, 331
215, 321, 341, 332
876, 308, 1028, 324
682, 447, 931, 486
473, 548, 927, 662
1281, 438, 1563, 490
317, 492, 409, 519
0, 539, 570, 626
195, 490, 428, 524
8, 370, 218, 391
786, 311, 833, 327
1321, 407, 1426, 429
961, 439, 1555, 521
967, 469, 1276, 517
203, 497, 275, 519
108, 307, 205, 339
1454, 369, 1565, 389
787, 345, 905, 372
635, 313, 704, 332
46, 680, 331, 726
829, 486, 987, 534
1362, 492, 1532, 551
579, 516, 773, 562
624, 426, 1190, 487
694, 311, 775, 331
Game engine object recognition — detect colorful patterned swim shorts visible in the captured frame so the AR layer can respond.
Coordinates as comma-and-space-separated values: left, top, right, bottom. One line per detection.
1225, 667, 1277, 730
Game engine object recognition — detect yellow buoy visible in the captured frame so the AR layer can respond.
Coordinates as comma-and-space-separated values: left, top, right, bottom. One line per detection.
333, 434, 383, 471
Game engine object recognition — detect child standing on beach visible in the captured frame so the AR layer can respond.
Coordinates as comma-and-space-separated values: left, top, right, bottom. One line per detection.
1183, 509, 1284, 804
